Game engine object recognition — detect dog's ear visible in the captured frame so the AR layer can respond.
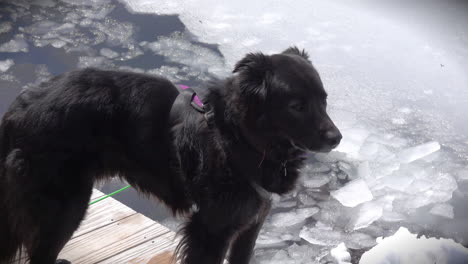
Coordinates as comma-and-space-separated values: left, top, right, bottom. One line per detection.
282, 46, 310, 62
233, 52, 272, 98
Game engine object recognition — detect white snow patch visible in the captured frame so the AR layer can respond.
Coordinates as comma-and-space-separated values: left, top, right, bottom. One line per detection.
360, 227, 468, 264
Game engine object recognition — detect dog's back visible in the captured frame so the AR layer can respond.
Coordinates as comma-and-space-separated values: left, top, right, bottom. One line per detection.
0, 68, 187, 263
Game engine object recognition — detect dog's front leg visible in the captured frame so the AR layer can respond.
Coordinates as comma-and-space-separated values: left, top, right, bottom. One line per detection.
228, 200, 271, 264
176, 211, 235, 264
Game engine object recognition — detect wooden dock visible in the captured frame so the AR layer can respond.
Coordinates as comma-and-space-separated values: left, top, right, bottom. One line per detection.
14, 189, 179, 264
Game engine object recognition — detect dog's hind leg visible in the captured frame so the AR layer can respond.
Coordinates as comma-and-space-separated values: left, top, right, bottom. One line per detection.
26, 187, 92, 264
24, 174, 93, 264
0, 208, 20, 264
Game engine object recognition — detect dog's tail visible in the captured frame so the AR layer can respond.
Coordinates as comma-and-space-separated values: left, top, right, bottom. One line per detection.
0, 121, 21, 264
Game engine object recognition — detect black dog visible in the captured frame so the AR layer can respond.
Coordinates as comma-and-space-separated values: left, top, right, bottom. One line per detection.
0, 47, 341, 264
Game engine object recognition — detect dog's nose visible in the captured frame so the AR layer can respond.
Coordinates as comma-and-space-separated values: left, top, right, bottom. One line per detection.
323, 129, 342, 148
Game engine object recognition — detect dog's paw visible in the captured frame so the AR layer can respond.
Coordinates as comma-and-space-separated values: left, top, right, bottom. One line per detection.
56, 259, 71, 264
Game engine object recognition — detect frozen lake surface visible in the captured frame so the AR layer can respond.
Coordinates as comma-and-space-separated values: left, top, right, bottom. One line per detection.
1, 0, 468, 263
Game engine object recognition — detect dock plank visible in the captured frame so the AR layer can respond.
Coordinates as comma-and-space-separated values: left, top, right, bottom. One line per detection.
74, 192, 136, 238
12, 188, 179, 264
98, 232, 178, 264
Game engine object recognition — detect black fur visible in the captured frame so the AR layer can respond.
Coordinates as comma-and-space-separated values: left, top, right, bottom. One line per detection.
0, 47, 341, 264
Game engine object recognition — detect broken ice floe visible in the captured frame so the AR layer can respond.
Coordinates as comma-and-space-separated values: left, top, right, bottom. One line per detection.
100, 48, 119, 59
77, 56, 111, 68
429, 203, 454, 219
0, 59, 14, 72
350, 201, 383, 230
360, 227, 468, 264
146, 32, 227, 77
0, 22, 13, 34
299, 222, 343, 246
331, 178, 373, 207
330, 243, 351, 264
0, 35, 29, 52
397, 141, 441, 164
270, 207, 319, 228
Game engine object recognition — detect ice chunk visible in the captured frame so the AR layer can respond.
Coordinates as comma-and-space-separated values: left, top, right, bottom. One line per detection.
357, 161, 371, 181
359, 141, 395, 162
302, 173, 330, 188
298, 193, 316, 206
100, 48, 119, 59
0, 35, 29, 52
309, 162, 332, 173
146, 32, 227, 76
61, 0, 112, 6
256, 228, 300, 248
287, 243, 321, 262
0, 22, 12, 34
78, 56, 110, 68
95, 19, 134, 46
299, 223, 342, 246
0, 59, 14, 72
51, 40, 67, 48
379, 173, 414, 192
391, 117, 406, 125
381, 210, 406, 222
430, 203, 454, 219
345, 232, 377, 249
396, 172, 457, 210
456, 169, 468, 181
270, 207, 319, 227
331, 243, 352, 264
334, 128, 370, 156
360, 227, 468, 264
331, 179, 373, 207
351, 201, 383, 230
267, 250, 295, 264
31, 0, 56, 7
273, 199, 297, 208
397, 141, 441, 164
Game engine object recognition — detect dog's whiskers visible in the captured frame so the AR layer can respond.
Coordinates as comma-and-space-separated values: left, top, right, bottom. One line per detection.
289, 139, 308, 152
257, 150, 266, 168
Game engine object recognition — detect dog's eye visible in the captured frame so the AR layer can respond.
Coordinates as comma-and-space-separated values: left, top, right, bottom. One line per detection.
290, 101, 307, 112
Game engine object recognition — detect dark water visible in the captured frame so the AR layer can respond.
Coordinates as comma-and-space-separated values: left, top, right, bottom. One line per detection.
0, 0, 222, 224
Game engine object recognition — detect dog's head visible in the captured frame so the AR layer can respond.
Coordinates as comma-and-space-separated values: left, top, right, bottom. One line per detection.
232, 46, 342, 154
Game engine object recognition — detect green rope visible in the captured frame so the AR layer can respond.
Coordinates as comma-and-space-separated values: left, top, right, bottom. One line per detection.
89, 185, 131, 205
